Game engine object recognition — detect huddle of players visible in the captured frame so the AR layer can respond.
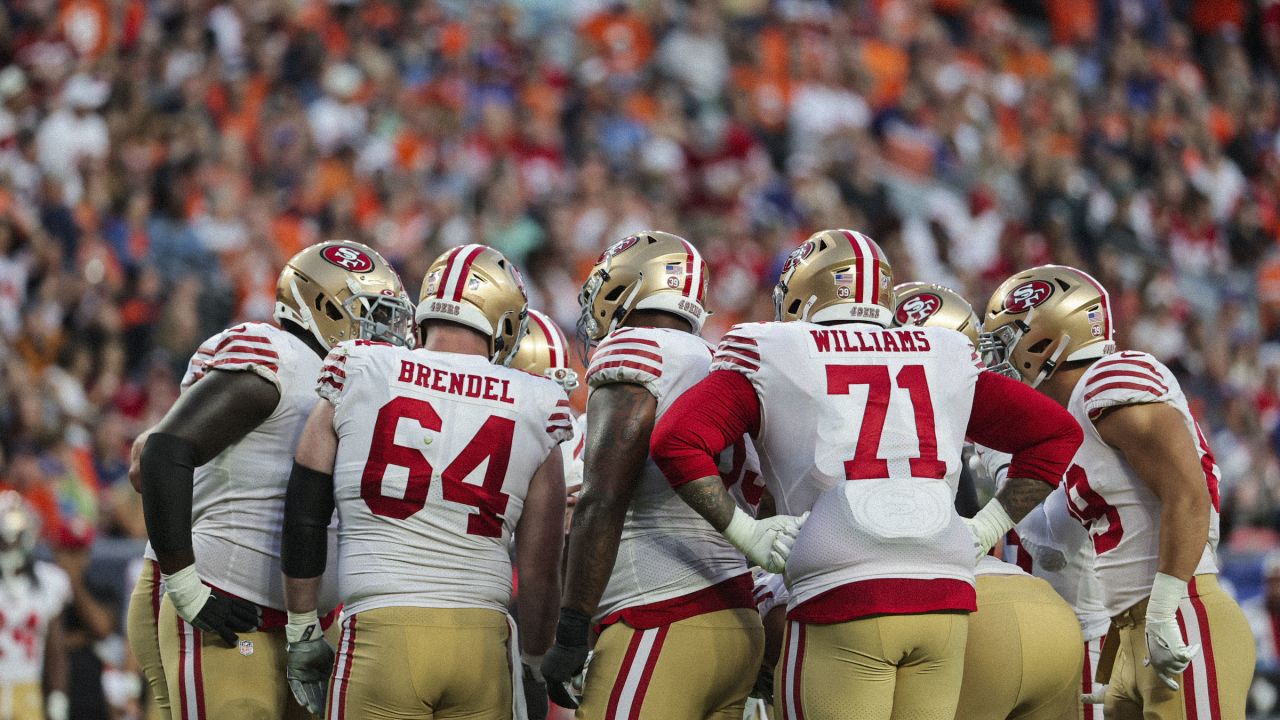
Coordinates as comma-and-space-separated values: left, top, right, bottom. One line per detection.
117, 225, 1252, 720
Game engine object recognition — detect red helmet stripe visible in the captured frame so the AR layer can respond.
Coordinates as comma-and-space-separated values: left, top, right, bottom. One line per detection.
435, 245, 465, 299
677, 238, 697, 298
442, 244, 486, 302
841, 229, 876, 304
530, 311, 558, 368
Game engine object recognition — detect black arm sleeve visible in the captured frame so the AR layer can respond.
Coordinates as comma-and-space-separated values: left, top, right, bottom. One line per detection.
140, 432, 198, 557
281, 462, 335, 579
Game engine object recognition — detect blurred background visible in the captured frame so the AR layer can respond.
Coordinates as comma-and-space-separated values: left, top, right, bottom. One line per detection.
1, 0, 1279, 716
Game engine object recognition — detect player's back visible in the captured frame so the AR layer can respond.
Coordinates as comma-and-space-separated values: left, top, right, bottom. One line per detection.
713, 321, 982, 619
180, 321, 338, 613
1064, 350, 1221, 615
319, 340, 571, 615
586, 327, 751, 621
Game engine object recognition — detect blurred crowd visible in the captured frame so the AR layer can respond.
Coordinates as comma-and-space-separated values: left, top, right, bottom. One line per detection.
0, 0, 1277, 715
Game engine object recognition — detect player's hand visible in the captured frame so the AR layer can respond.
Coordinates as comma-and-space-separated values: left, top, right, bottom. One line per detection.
1020, 535, 1067, 572
522, 663, 549, 720
963, 498, 1014, 560
1082, 683, 1108, 704
1144, 617, 1199, 690
286, 637, 335, 716
542, 608, 591, 709
163, 565, 261, 646
749, 663, 774, 705
723, 507, 808, 574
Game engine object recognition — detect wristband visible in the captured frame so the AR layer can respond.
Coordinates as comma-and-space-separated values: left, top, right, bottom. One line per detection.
521, 652, 545, 682
1145, 572, 1188, 623
722, 507, 758, 552
555, 608, 591, 647
162, 565, 211, 619
286, 609, 322, 644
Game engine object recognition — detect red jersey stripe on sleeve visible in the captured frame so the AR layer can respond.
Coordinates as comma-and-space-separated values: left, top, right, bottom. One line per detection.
716, 341, 760, 361
591, 346, 664, 364
1083, 381, 1167, 403
1085, 368, 1168, 394
216, 345, 280, 360
597, 335, 661, 349
710, 355, 760, 373
1092, 356, 1162, 375
586, 360, 663, 381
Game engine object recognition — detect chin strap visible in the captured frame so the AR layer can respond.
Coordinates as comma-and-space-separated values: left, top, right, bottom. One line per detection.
288, 279, 330, 352
1030, 333, 1071, 389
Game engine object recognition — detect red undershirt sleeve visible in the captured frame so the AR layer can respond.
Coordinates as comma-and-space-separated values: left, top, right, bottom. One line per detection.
966, 371, 1083, 487
651, 370, 762, 488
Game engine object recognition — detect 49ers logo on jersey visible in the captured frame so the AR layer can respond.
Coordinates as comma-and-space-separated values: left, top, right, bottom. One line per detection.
321, 245, 375, 273
597, 235, 640, 263
895, 292, 943, 325
781, 241, 815, 275
1002, 280, 1053, 313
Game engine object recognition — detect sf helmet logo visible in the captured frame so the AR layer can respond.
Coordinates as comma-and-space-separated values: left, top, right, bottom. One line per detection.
895, 293, 943, 325
1003, 280, 1054, 313
781, 241, 815, 275
598, 235, 640, 263
321, 245, 375, 273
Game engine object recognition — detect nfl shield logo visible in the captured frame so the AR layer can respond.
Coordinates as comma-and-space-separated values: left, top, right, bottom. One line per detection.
238, 640, 254, 657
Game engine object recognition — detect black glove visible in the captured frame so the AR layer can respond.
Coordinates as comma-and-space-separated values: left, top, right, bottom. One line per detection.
749, 663, 774, 705
522, 664, 549, 720
188, 590, 261, 646
287, 637, 335, 716
541, 608, 591, 709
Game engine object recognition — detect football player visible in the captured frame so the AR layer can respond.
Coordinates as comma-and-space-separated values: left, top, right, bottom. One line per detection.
982, 265, 1254, 719
540, 232, 770, 719
133, 240, 413, 720
0, 492, 70, 720
894, 281, 1110, 718
280, 244, 571, 720
512, 308, 585, 512
649, 229, 1083, 720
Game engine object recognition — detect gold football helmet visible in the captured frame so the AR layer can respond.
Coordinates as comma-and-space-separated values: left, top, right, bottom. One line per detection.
512, 308, 579, 391
275, 240, 414, 350
775, 229, 893, 325
418, 244, 528, 366
0, 491, 37, 576
892, 282, 981, 345
577, 231, 709, 348
981, 265, 1115, 387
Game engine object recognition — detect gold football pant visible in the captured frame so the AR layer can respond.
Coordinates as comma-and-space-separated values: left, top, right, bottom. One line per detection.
956, 574, 1083, 720
158, 595, 312, 720
127, 560, 171, 720
326, 607, 513, 720
1104, 575, 1253, 720
576, 608, 763, 720
774, 612, 968, 720
0, 682, 42, 720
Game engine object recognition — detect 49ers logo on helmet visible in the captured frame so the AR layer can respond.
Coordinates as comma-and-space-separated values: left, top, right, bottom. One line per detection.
321, 245, 374, 273
1003, 280, 1054, 313
895, 293, 942, 325
781, 241, 815, 275
598, 235, 640, 263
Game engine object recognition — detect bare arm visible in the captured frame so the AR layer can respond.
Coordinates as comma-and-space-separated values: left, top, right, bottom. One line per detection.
1094, 402, 1210, 581
515, 450, 566, 657
141, 370, 280, 574
283, 401, 339, 615
993, 478, 1056, 525
561, 383, 655, 615
42, 611, 68, 695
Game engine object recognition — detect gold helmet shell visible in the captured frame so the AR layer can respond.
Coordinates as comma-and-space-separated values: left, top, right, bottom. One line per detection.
981, 264, 1115, 387
0, 490, 37, 574
512, 308, 579, 391
275, 240, 414, 350
774, 229, 893, 325
418, 244, 529, 366
577, 231, 709, 346
892, 282, 981, 346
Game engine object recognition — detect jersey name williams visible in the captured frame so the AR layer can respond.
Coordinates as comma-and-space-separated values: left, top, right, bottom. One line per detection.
396, 359, 517, 404
809, 328, 932, 354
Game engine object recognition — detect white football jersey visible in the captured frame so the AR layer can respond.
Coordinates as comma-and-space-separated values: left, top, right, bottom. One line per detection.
712, 322, 982, 615
319, 341, 571, 615
0, 563, 70, 683
585, 327, 750, 622
561, 412, 586, 495
145, 322, 339, 614
1064, 351, 1221, 616
982, 448, 1109, 641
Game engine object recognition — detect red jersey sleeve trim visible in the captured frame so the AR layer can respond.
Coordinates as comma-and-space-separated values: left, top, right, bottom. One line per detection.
966, 371, 1082, 487
651, 370, 762, 488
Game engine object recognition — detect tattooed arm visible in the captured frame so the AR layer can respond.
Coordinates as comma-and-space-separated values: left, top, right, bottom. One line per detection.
560, 382, 656, 615
992, 477, 1056, 524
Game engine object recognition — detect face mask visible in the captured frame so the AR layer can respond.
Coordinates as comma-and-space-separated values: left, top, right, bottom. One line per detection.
0, 549, 26, 577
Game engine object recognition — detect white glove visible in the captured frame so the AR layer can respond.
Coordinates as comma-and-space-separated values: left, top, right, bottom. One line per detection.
1082, 683, 1107, 704
45, 690, 69, 720
1144, 573, 1199, 690
723, 507, 808, 574
963, 499, 1014, 560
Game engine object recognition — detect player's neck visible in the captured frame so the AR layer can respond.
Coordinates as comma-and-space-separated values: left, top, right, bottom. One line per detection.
622, 310, 692, 333
420, 322, 491, 358
1038, 363, 1091, 408
281, 320, 328, 359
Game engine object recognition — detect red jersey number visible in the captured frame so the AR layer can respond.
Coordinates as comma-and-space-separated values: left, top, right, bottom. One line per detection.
1064, 464, 1124, 554
361, 396, 513, 537
825, 364, 947, 481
